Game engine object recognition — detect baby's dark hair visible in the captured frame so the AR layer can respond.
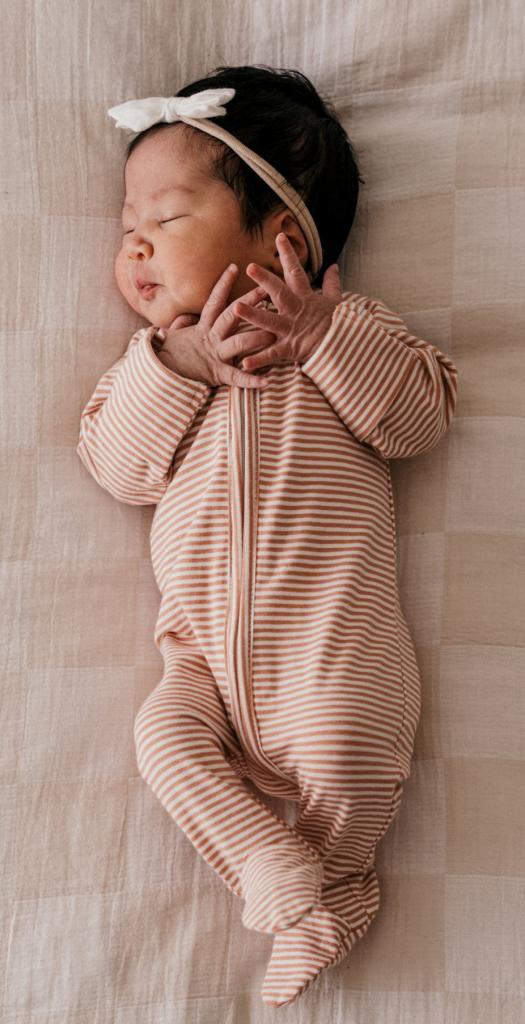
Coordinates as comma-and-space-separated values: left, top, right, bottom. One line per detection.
125, 64, 365, 288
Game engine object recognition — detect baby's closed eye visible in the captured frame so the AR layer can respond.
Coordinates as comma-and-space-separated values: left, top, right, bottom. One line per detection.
122, 216, 186, 235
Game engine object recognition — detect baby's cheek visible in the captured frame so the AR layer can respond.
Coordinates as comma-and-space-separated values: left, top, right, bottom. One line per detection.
114, 252, 139, 311
174, 269, 233, 317
114, 251, 128, 294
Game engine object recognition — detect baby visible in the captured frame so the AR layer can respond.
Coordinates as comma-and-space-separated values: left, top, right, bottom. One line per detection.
77, 65, 459, 1007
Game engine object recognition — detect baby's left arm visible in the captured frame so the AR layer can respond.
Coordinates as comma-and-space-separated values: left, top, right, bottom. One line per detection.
300, 293, 459, 460
239, 237, 458, 460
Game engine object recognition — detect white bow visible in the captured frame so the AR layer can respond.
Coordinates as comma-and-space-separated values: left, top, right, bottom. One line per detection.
107, 87, 236, 133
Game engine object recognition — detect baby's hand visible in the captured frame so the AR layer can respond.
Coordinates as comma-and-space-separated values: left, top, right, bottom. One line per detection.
169, 312, 201, 330
155, 265, 278, 389
233, 233, 343, 370
165, 311, 269, 367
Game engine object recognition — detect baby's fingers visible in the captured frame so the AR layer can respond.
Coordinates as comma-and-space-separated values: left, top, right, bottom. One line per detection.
216, 284, 269, 337
169, 313, 200, 330
217, 328, 276, 367
202, 264, 267, 332
200, 264, 241, 327
219, 361, 271, 389
216, 284, 268, 331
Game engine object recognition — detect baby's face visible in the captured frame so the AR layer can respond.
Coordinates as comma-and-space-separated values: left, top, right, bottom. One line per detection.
115, 125, 301, 330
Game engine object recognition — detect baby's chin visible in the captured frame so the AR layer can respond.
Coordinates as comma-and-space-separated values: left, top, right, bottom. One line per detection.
126, 287, 201, 328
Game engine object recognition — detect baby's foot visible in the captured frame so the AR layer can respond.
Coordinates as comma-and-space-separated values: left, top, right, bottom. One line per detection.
260, 902, 369, 1007
240, 839, 323, 934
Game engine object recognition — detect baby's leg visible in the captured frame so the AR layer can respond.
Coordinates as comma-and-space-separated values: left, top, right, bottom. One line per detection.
133, 635, 323, 930
258, 690, 409, 1006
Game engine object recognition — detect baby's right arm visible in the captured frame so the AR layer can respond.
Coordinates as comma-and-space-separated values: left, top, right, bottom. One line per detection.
77, 266, 275, 506
76, 327, 211, 505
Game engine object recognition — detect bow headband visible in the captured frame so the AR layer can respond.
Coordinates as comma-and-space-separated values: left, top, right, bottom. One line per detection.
107, 87, 323, 277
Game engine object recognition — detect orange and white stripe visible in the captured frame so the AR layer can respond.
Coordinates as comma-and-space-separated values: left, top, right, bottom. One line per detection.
77, 291, 458, 1004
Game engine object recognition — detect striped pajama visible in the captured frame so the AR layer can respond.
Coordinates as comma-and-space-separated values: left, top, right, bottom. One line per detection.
77, 291, 458, 1006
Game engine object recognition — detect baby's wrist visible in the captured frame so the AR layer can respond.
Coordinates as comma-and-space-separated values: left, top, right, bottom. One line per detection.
151, 330, 179, 371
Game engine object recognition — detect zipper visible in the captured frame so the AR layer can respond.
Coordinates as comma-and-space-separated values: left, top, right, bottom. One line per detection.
225, 386, 292, 782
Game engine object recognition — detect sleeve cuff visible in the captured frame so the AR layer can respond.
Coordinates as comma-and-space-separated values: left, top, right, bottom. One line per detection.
114, 326, 213, 467
141, 326, 212, 398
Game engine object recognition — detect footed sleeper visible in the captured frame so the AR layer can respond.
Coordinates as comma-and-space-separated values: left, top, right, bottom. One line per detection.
77, 290, 458, 1005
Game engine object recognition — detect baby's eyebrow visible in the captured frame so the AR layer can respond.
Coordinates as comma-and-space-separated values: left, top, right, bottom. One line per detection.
123, 184, 196, 210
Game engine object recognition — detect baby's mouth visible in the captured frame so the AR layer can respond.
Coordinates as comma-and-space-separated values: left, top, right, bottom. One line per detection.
137, 282, 159, 297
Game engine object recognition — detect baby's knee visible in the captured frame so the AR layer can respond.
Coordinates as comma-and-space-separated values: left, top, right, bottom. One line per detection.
134, 700, 187, 758
134, 699, 225, 779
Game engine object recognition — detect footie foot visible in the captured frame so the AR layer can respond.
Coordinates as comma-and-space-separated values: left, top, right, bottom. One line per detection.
260, 902, 366, 1007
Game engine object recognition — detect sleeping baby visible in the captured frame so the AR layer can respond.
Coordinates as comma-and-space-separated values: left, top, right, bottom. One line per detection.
77, 65, 459, 1007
